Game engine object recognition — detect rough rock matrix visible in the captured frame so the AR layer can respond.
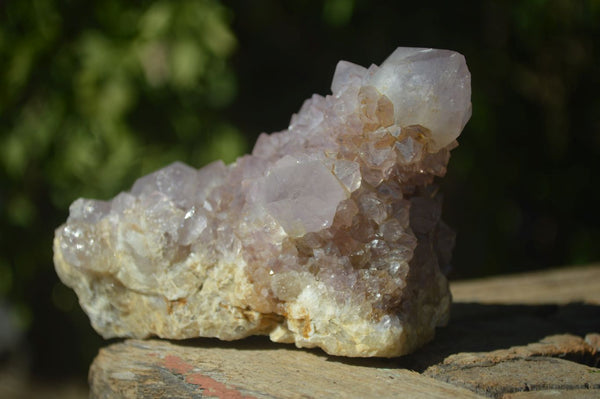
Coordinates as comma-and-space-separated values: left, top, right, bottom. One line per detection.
54, 47, 471, 357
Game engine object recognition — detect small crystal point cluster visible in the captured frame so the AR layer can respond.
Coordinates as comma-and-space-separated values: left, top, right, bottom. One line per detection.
54, 47, 471, 357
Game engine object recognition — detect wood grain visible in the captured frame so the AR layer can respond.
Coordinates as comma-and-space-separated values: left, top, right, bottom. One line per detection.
89, 339, 484, 398
451, 264, 600, 305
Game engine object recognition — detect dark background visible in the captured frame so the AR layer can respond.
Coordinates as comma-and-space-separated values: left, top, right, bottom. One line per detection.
1, 0, 599, 386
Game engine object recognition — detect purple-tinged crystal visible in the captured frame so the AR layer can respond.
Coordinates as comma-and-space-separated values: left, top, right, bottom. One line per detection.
54, 47, 471, 357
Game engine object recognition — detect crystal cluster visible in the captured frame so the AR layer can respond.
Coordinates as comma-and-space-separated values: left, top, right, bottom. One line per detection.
54, 48, 471, 357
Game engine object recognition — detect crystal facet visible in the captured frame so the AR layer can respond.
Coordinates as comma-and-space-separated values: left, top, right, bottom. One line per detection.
53, 47, 471, 357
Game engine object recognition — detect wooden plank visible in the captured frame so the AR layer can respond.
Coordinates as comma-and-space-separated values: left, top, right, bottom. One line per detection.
422, 335, 600, 397
451, 264, 600, 304
89, 338, 485, 399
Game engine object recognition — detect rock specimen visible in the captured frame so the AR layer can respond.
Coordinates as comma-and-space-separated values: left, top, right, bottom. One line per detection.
54, 47, 471, 357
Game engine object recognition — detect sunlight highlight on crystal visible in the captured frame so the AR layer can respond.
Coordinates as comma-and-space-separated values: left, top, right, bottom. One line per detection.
54, 47, 471, 357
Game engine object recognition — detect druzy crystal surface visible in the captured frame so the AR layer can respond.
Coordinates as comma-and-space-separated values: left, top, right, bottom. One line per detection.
54, 47, 471, 357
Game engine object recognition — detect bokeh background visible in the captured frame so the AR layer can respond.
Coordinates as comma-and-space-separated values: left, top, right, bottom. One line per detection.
1, 0, 599, 391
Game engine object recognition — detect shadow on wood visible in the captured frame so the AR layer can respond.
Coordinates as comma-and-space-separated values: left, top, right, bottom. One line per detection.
324, 302, 600, 371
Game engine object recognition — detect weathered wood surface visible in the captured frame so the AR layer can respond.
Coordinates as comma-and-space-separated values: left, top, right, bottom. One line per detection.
451, 264, 600, 305
89, 265, 600, 398
89, 339, 484, 399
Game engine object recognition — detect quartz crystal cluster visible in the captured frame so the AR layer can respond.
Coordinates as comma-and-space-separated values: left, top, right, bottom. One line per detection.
54, 47, 471, 357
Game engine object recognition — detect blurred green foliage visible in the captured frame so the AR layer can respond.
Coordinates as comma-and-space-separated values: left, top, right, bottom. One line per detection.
1, 0, 243, 376
0, 0, 599, 382
1, 0, 240, 206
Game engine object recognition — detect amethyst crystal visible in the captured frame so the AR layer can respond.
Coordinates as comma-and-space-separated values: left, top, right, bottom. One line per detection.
54, 47, 471, 357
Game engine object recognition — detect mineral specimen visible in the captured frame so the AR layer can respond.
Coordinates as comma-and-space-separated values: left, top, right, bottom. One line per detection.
54, 47, 471, 357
